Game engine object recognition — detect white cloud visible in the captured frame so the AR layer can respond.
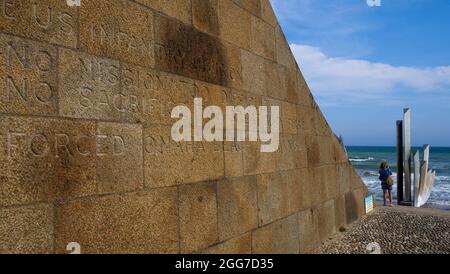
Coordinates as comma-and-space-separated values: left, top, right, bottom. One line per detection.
290, 44, 450, 105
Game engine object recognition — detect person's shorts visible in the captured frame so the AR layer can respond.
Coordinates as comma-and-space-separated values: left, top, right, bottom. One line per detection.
381, 182, 392, 191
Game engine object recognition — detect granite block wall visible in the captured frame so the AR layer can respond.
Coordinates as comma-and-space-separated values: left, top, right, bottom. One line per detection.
0, 0, 368, 254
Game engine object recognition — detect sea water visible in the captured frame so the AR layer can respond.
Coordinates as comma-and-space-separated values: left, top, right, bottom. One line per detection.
346, 146, 450, 210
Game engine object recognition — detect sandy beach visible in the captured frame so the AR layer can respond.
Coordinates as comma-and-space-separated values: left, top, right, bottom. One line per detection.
316, 206, 450, 254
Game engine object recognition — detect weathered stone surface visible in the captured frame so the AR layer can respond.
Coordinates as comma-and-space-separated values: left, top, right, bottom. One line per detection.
155, 14, 242, 89
0, 116, 96, 206
309, 165, 338, 206
0, 0, 77, 47
217, 176, 258, 241
265, 60, 288, 100
80, 0, 154, 67
257, 170, 301, 226
241, 50, 265, 95
179, 182, 219, 253
337, 163, 351, 194
233, 0, 261, 17
224, 139, 245, 177
298, 168, 312, 210
59, 48, 142, 122
296, 71, 315, 107
55, 188, 179, 254
277, 134, 307, 171
251, 16, 275, 60
136, 0, 191, 24
350, 168, 365, 190
297, 106, 316, 135
281, 101, 297, 135
314, 107, 333, 136
314, 199, 336, 243
192, 0, 220, 36
335, 195, 347, 229
0, 34, 57, 116
243, 140, 277, 175
143, 125, 224, 188
345, 187, 367, 224
333, 136, 349, 163
252, 214, 299, 254
97, 122, 143, 194
141, 69, 196, 126
298, 208, 319, 253
0, 203, 53, 254
218, 0, 252, 49
261, 0, 277, 26
306, 135, 335, 166
201, 233, 251, 254
0, 0, 370, 254
275, 26, 296, 69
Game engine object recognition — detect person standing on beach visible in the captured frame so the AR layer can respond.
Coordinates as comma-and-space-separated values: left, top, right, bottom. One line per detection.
379, 161, 394, 207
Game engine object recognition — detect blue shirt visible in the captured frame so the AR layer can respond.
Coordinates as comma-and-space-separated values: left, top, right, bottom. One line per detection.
379, 168, 392, 182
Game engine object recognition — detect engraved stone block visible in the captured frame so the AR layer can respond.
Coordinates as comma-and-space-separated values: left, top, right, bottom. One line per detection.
0, 0, 78, 47
243, 140, 276, 175
0, 116, 96, 206
55, 188, 179, 253
80, 0, 154, 67
155, 15, 242, 89
136, 0, 191, 24
97, 122, 143, 194
0, 34, 57, 116
59, 48, 142, 122
143, 125, 224, 188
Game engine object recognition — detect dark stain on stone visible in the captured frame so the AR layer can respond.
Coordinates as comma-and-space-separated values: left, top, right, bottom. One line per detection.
154, 14, 233, 87
192, 0, 220, 36
345, 192, 358, 224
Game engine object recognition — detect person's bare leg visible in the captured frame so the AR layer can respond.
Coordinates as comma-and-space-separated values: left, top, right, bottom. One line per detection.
383, 190, 387, 206
389, 191, 393, 207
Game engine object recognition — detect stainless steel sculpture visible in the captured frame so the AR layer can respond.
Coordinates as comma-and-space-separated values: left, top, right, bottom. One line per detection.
413, 145, 436, 207
414, 145, 436, 207
404, 108, 412, 203
397, 110, 436, 207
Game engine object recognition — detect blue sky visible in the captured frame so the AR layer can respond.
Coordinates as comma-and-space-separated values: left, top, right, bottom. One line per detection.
270, 0, 450, 146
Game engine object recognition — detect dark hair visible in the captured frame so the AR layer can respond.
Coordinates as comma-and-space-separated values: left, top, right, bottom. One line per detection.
380, 161, 389, 170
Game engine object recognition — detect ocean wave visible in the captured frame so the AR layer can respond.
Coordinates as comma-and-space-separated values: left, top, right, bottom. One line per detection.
437, 176, 450, 182
350, 157, 374, 162
361, 170, 379, 177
